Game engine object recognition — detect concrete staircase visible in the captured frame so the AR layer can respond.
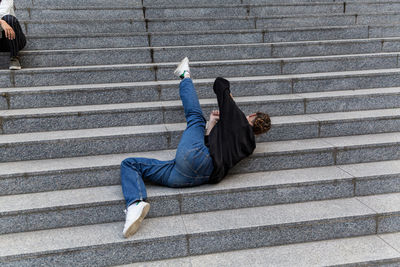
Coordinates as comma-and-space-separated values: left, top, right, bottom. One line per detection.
1, 0, 400, 266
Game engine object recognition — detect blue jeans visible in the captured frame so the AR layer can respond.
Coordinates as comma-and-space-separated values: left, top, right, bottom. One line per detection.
121, 78, 214, 207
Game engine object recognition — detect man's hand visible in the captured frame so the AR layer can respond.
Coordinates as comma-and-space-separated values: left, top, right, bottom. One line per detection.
209, 110, 220, 123
206, 110, 220, 136
0, 20, 15, 40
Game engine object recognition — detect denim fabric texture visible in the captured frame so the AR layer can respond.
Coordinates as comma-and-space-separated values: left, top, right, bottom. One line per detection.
121, 78, 213, 207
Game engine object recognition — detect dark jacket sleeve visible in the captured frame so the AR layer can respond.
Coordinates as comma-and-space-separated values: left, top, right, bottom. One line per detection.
208, 77, 256, 184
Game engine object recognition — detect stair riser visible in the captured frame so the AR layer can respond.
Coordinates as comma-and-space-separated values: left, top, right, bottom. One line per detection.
1, 54, 398, 86
347, 3, 400, 14
3, 102, 400, 136
0, 237, 188, 267
23, 26, 369, 50
16, 0, 141, 8
25, 35, 149, 50
147, 15, 400, 32
15, 37, 400, 68
22, 36, 400, 60
16, 53, 397, 75
2, 127, 400, 168
20, 49, 153, 68
17, 9, 144, 21
145, 5, 343, 19
149, 27, 368, 47
142, 0, 335, 7
0, 181, 356, 233
24, 21, 147, 35
3, 214, 398, 266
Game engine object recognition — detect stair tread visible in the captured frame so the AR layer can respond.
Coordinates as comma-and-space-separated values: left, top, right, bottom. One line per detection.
4, 193, 399, 258
124, 233, 400, 267
2, 160, 400, 214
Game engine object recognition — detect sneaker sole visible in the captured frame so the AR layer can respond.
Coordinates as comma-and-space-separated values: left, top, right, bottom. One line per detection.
174, 57, 189, 77
9, 67, 21, 70
123, 203, 151, 238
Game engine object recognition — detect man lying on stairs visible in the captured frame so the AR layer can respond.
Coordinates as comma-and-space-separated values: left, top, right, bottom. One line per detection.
0, 0, 26, 70
120, 57, 272, 238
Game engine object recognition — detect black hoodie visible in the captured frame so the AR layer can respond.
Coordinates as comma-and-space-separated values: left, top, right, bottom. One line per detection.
206, 77, 256, 184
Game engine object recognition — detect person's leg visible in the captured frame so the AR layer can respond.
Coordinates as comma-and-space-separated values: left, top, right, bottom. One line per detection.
1, 15, 26, 58
120, 157, 175, 208
168, 77, 213, 186
120, 157, 175, 238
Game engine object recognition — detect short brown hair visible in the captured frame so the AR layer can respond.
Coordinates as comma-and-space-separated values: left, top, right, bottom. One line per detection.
252, 112, 271, 135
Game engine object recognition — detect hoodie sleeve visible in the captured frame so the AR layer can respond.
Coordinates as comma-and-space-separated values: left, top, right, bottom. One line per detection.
213, 77, 235, 120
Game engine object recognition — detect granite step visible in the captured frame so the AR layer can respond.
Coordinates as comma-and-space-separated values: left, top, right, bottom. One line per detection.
126, 233, 400, 267
3, 52, 400, 83
142, 0, 335, 7
15, 36, 400, 68
15, 12, 400, 36
1, 117, 400, 166
2, 91, 400, 135
145, 12, 400, 32
143, 3, 343, 19
21, 20, 147, 35
15, 7, 144, 21
2, 160, 400, 233
1, 194, 400, 265
2, 82, 400, 114
23, 26, 370, 50
16, 0, 142, 8
4, 66, 400, 95
13, 50, 400, 77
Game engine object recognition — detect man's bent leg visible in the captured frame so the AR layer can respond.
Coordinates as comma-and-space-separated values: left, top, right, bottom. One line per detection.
172, 79, 213, 183
121, 157, 175, 208
1, 15, 26, 57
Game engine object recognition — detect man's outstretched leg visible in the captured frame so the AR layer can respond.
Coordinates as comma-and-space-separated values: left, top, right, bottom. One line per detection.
120, 157, 174, 238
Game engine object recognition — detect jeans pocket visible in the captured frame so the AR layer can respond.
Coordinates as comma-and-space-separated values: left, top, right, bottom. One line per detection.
181, 146, 213, 178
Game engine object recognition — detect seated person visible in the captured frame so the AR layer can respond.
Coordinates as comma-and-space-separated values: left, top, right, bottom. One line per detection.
0, 0, 26, 70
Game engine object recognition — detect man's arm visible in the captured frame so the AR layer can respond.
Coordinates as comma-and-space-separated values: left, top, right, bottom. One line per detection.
0, 0, 16, 40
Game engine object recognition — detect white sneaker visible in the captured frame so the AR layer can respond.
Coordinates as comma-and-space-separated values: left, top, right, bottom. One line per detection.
174, 57, 190, 78
122, 201, 150, 238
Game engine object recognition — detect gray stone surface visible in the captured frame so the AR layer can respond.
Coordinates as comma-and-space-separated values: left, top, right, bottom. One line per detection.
147, 17, 255, 32
0, 219, 188, 266
28, 8, 144, 20
3, 83, 161, 109
187, 235, 400, 267
34, 0, 142, 7
250, 3, 343, 17
256, 14, 355, 29
272, 38, 382, 58
184, 198, 376, 254
346, 2, 400, 13
26, 20, 147, 35
5, 0, 400, 264
20, 48, 152, 68
293, 70, 400, 93
145, 6, 247, 19
11, 66, 155, 87
380, 232, 400, 254
25, 34, 149, 50
150, 30, 263, 46
0, 185, 181, 233
152, 43, 272, 62
264, 26, 368, 43
370, 25, 400, 38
